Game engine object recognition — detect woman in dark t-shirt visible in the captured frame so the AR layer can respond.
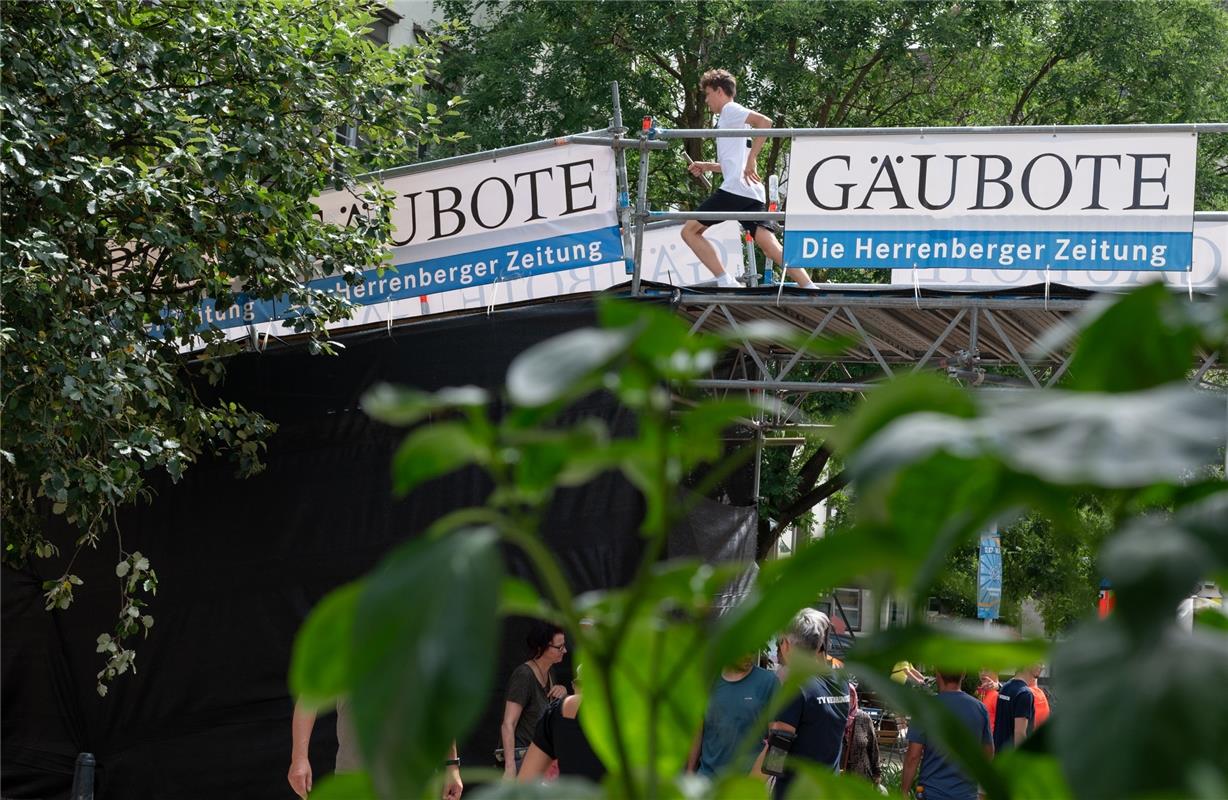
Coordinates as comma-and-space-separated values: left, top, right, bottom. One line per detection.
500, 623, 568, 777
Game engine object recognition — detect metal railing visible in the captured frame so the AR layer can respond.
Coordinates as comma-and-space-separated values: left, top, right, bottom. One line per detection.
623, 108, 1228, 296
343, 84, 1225, 299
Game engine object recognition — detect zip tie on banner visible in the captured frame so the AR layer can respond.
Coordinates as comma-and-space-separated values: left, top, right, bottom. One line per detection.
775, 271, 786, 306
487, 278, 501, 316
912, 263, 921, 309
262, 319, 273, 351
1188, 267, 1194, 302
386, 297, 394, 337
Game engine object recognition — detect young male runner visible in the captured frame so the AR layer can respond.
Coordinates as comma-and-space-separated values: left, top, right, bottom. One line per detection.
682, 69, 817, 289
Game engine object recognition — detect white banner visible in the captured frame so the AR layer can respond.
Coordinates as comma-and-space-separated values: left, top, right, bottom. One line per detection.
889, 219, 1225, 290
198, 144, 625, 332
200, 222, 744, 341
784, 132, 1197, 271
293, 222, 745, 330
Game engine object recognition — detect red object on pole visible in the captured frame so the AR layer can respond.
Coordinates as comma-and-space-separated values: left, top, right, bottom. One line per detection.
642, 116, 652, 132
1098, 588, 1115, 618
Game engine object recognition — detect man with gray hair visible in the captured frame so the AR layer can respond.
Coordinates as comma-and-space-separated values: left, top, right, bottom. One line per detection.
753, 608, 851, 799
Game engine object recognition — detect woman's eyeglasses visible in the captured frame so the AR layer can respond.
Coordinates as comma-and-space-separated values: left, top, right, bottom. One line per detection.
547, 642, 567, 651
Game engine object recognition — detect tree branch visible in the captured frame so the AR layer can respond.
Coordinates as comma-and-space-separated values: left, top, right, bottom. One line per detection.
832, 15, 912, 127
1009, 51, 1065, 125
756, 471, 848, 562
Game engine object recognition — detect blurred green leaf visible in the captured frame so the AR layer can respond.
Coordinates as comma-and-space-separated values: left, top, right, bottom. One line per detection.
994, 750, 1075, 800
467, 777, 605, 799
599, 296, 715, 363
506, 327, 632, 407
1195, 608, 1228, 632
581, 591, 709, 778
833, 372, 977, 455
708, 774, 777, 799
851, 385, 1224, 489
499, 576, 558, 622
508, 419, 611, 497
675, 397, 773, 469
390, 421, 486, 496
846, 622, 1048, 675
1101, 492, 1228, 628
307, 771, 377, 800
857, 453, 1018, 593
1170, 490, 1228, 561
1050, 283, 1202, 393
781, 757, 900, 799
712, 532, 872, 673
361, 383, 488, 426
1052, 620, 1228, 800
288, 580, 362, 710
350, 528, 503, 800
1099, 518, 1215, 628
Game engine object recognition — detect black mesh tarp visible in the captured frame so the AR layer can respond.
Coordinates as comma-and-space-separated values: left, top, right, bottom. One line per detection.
2, 294, 756, 800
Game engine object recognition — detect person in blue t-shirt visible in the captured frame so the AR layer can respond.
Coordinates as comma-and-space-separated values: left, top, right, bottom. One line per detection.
753, 608, 851, 800
687, 654, 778, 777
901, 670, 993, 800
992, 666, 1039, 752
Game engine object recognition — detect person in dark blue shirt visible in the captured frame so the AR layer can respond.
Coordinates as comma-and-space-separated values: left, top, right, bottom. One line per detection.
902, 670, 993, 800
753, 608, 851, 800
993, 666, 1039, 752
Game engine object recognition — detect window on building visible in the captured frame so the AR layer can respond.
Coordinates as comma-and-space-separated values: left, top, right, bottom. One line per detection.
825, 587, 864, 634
368, 6, 401, 45
883, 597, 910, 629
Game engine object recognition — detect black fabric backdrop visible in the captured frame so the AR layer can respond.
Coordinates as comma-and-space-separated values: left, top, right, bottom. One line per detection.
1, 294, 756, 800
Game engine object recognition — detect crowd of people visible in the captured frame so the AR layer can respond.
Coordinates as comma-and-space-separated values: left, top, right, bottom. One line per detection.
481, 612, 1053, 800
287, 610, 1052, 799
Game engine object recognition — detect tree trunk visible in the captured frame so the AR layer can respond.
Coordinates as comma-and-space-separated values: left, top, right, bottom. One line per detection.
755, 442, 849, 561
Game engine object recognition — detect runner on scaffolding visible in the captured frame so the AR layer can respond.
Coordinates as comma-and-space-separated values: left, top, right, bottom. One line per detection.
682, 69, 818, 289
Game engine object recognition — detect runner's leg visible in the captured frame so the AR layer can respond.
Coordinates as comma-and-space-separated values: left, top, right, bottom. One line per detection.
753, 226, 815, 287
682, 220, 734, 282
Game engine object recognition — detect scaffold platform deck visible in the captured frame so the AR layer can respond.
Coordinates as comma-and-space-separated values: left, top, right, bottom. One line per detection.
636, 281, 1225, 409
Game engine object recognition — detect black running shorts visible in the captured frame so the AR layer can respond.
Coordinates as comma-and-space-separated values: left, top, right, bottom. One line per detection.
695, 189, 779, 235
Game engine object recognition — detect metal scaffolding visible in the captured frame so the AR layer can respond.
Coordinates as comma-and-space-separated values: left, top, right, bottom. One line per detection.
599, 84, 1226, 411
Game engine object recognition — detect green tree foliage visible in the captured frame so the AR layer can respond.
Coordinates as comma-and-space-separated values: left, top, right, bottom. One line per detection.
291, 282, 1228, 800
0, 0, 461, 693
433, 0, 1228, 208
930, 502, 1114, 635
427, 0, 1228, 576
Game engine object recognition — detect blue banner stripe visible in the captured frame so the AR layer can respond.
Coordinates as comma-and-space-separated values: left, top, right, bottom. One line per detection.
783, 229, 1192, 271
194, 226, 624, 332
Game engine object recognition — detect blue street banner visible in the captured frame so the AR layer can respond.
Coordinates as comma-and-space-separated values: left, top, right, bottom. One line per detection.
978, 527, 1002, 621
784, 132, 1197, 271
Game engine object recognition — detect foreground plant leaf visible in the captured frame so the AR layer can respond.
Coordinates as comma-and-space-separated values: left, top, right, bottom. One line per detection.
851, 384, 1224, 488
350, 528, 503, 800
288, 580, 363, 711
